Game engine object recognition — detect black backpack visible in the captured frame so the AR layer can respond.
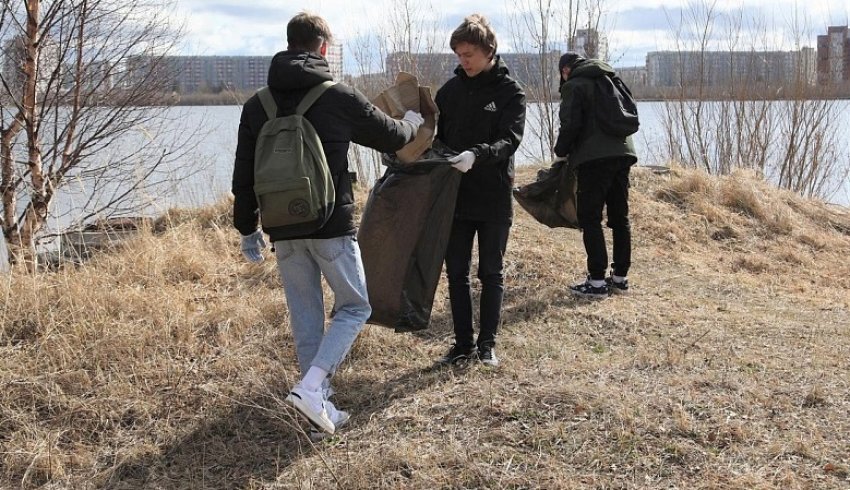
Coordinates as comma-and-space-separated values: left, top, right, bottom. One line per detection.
594, 74, 639, 137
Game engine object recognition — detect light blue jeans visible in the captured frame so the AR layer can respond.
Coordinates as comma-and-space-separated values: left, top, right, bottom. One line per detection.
274, 235, 371, 378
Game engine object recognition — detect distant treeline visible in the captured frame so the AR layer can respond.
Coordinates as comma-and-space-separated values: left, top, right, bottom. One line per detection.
165, 82, 850, 106
172, 91, 256, 106
630, 83, 850, 101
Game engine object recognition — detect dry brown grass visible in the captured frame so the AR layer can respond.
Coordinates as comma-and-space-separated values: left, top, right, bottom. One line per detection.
2, 167, 849, 489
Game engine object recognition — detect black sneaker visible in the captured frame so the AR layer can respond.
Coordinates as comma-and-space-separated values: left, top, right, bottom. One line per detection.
606, 276, 629, 294
437, 344, 477, 365
477, 344, 500, 367
569, 279, 610, 299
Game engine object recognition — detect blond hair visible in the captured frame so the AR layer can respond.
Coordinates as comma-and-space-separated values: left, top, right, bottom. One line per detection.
449, 14, 497, 58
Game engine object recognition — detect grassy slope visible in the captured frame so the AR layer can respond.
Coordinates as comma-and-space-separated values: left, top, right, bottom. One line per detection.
1, 166, 849, 489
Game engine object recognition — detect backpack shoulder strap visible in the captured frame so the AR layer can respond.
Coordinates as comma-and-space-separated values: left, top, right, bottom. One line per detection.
296, 81, 337, 115
256, 87, 277, 120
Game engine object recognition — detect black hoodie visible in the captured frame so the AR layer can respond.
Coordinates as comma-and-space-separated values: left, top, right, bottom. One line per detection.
232, 51, 417, 240
435, 55, 526, 223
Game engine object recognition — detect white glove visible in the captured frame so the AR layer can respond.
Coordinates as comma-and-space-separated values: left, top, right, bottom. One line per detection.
449, 150, 475, 173
240, 230, 266, 263
402, 110, 424, 131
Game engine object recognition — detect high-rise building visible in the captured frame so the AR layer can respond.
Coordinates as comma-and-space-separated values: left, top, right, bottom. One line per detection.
326, 43, 344, 82
568, 28, 608, 61
817, 25, 850, 85
645, 49, 815, 89
150, 44, 345, 94
156, 55, 270, 93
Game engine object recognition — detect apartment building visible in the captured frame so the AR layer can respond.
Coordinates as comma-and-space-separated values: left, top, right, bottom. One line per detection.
645, 49, 816, 89
154, 44, 344, 94
817, 25, 850, 85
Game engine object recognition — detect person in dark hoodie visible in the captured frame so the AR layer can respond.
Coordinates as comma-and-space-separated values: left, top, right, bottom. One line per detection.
232, 11, 422, 437
435, 14, 526, 367
554, 52, 638, 299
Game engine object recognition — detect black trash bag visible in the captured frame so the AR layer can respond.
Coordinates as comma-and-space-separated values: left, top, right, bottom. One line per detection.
513, 159, 580, 229
358, 144, 461, 332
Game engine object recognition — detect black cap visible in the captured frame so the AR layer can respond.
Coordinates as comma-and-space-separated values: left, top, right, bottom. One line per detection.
559, 52, 585, 71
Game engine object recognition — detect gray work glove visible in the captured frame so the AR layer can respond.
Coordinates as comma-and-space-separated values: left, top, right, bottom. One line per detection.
402, 110, 424, 132
240, 230, 266, 263
449, 150, 475, 173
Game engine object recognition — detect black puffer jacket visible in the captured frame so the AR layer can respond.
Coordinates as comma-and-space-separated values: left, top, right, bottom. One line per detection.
232, 51, 417, 240
435, 56, 526, 224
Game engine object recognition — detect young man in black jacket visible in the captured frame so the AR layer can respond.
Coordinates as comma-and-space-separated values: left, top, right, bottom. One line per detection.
435, 14, 526, 367
554, 52, 638, 299
232, 11, 422, 436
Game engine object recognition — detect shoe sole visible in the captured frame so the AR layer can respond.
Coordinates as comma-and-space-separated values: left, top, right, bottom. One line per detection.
309, 414, 349, 442
606, 278, 629, 295
570, 290, 609, 300
437, 352, 478, 366
437, 353, 477, 365
286, 392, 336, 435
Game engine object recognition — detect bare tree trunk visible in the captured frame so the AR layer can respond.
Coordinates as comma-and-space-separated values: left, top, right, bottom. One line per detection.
1, 0, 189, 269
0, 225, 9, 273
1, 116, 24, 243
16, 0, 46, 268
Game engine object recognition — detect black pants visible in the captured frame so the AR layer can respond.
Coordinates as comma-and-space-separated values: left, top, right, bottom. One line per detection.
576, 157, 633, 281
444, 219, 511, 349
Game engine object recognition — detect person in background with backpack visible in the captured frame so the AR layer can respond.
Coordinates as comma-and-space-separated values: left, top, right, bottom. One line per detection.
231, 11, 422, 438
554, 52, 638, 299
435, 14, 526, 367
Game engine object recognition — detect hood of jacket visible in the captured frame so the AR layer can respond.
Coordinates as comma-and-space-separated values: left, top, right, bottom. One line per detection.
453, 55, 510, 89
566, 58, 615, 81
267, 50, 333, 91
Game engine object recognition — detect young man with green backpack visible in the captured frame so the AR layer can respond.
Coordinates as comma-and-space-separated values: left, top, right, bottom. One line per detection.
231, 11, 422, 437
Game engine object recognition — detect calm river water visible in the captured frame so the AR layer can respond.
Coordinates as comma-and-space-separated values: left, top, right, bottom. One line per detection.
49, 100, 850, 230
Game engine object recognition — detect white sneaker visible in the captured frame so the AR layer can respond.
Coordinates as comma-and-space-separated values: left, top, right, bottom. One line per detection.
327, 400, 350, 428
286, 384, 335, 434
309, 400, 350, 441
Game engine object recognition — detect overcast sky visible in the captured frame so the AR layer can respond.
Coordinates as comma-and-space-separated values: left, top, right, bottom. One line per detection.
171, 1, 850, 70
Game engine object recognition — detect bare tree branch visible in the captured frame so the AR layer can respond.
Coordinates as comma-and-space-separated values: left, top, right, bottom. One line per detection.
658, 0, 848, 199
1, 0, 193, 269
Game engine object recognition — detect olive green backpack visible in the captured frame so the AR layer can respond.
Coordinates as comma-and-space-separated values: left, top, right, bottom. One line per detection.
253, 81, 336, 237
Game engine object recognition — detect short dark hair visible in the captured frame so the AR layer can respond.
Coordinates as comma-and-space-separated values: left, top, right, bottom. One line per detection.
287, 11, 333, 52
559, 52, 585, 71
449, 14, 497, 58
